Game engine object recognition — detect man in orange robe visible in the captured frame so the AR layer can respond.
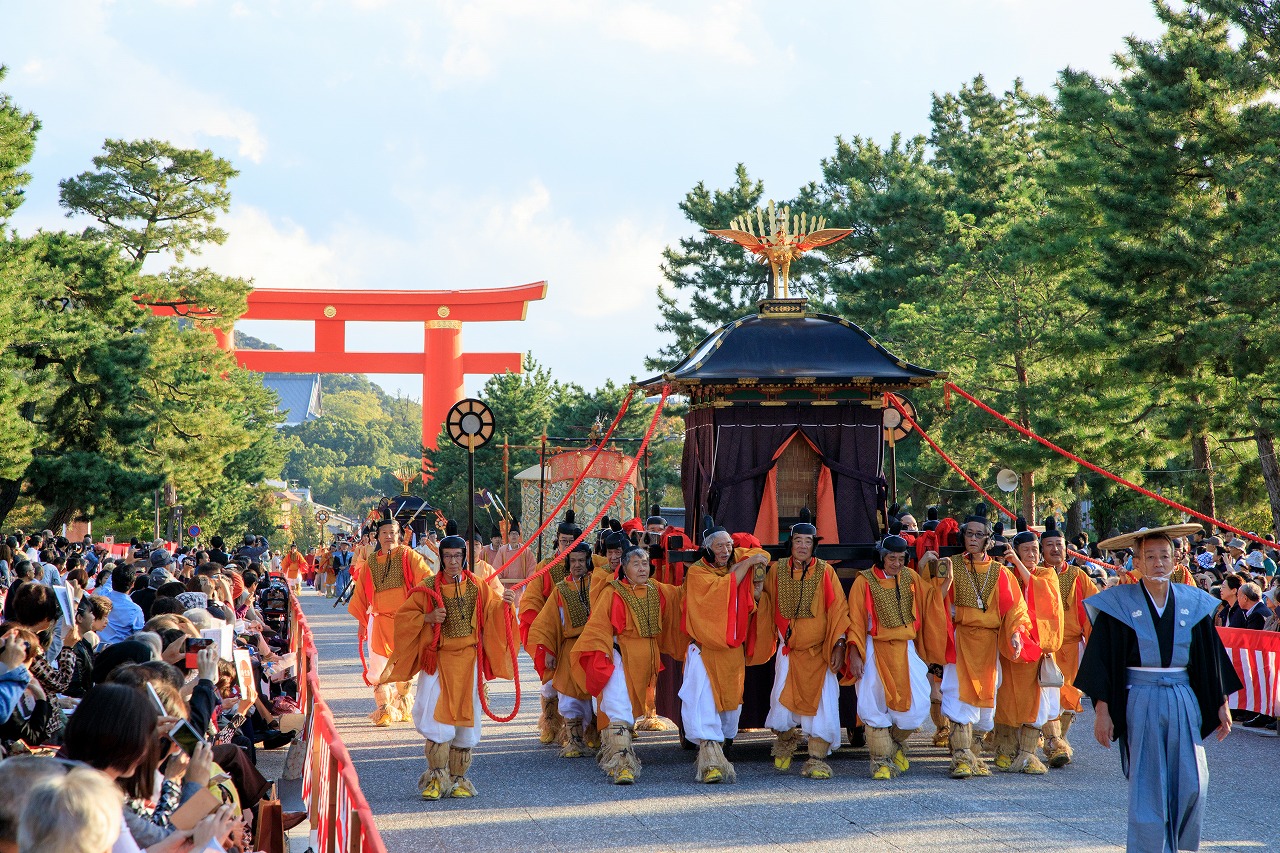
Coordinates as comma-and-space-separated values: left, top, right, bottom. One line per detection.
573, 545, 687, 784
379, 533, 518, 800
518, 511, 583, 745
346, 515, 433, 726
991, 517, 1064, 775
751, 520, 849, 780
920, 504, 1033, 779
528, 543, 599, 759
280, 543, 306, 594
679, 525, 769, 783
846, 533, 931, 779
1038, 516, 1097, 767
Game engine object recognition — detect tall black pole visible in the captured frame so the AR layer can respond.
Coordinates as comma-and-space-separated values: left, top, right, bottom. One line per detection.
467, 440, 476, 563
888, 441, 898, 510
536, 433, 547, 561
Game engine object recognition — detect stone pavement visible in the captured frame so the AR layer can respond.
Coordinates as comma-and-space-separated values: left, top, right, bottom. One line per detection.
297, 589, 1277, 853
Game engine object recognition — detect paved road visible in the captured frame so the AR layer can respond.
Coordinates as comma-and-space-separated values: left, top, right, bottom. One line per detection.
298, 589, 1277, 853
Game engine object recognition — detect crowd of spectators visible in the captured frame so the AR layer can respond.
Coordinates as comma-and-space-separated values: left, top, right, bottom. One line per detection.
0, 531, 306, 853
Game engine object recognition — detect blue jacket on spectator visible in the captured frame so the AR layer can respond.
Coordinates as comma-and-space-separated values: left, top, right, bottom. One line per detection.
0, 665, 30, 721
98, 584, 146, 646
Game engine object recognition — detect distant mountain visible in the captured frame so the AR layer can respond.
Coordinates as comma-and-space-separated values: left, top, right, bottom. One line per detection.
234, 330, 282, 350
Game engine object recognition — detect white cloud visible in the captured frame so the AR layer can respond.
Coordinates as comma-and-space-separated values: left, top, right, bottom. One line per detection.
389, 0, 768, 87
8, 1, 267, 163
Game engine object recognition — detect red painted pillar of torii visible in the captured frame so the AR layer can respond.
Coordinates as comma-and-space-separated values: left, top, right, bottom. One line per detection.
157, 283, 546, 468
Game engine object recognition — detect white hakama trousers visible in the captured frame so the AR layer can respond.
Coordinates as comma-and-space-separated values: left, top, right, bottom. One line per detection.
763, 644, 842, 754
941, 662, 1001, 732
557, 692, 592, 723
599, 651, 636, 727
679, 643, 741, 744
411, 668, 481, 749
856, 640, 931, 731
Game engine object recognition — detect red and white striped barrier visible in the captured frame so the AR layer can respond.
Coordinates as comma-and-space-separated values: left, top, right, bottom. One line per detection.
1219, 627, 1280, 718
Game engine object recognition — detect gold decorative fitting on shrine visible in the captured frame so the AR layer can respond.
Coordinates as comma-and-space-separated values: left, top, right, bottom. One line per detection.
323, 305, 337, 318
795, 377, 816, 384
757, 297, 808, 318
737, 377, 759, 385
425, 319, 462, 330
437, 306, 451, 318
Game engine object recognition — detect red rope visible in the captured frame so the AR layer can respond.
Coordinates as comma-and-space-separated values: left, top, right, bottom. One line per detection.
944, 382, 1273, 550
481, 389, 670, 589
483, 387, 636, 586
885, 394, 1113, 571
475, 385, 670, 722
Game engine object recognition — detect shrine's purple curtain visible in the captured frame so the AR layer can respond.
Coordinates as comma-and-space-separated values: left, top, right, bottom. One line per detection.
682, 403, 886, 545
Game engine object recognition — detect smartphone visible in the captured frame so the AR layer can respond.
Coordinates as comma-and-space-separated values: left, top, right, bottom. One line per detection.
169, 718, 206, 757
184, 637, 215, 669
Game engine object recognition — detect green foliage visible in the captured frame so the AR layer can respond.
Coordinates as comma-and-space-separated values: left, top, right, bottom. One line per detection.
0, 79, 286, 535
58, 138, 237, 263
280, 375, 423, 517
648, 165, 836, 371
0, 66, 39, 224
649, 4, 1280, 537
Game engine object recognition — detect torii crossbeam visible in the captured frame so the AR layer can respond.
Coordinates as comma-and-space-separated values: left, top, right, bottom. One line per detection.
160, 282, 547, 464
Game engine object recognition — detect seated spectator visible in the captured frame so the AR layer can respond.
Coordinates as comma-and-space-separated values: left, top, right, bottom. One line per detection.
2, 585, 80, 697
0, 754, 65, 853
19, 764, 124, 853
65, 595, 111, 698
1217, 575, 1243, 627
99, 564, 146, 646
0, 627, 58, 750
90, 639, 155, 687
130, 575, 157, 621
1236, 582, 1268, 630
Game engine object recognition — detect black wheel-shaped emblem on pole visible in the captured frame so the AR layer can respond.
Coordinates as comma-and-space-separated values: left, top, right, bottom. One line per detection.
447, 398, 496, 450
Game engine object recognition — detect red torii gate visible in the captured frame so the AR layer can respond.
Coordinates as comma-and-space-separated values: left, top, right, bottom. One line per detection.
186, 282, 546, 459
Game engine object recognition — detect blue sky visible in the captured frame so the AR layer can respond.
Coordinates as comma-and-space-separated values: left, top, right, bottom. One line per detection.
2, 0, 1163, 400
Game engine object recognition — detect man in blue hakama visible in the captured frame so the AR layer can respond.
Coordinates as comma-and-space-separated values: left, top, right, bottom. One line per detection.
1075, 524, 1242, 853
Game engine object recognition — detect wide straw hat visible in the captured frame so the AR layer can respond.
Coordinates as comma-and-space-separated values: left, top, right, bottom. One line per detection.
1097, 523, 1203, 552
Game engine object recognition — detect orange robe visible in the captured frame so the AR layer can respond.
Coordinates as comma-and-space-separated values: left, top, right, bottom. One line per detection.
921, 556, 1033, 708
1118, 565, 1195, 586
281, 552, 306, 580
846, 567, 927, 713
518, 553, 611, 649
528, 574, 595, 701
994, 565, 1064, 727
573, 579, 687, 721
346, 546, 433, 656
1054, 564, 1098, 712
749, 558, 850, 716
380, 574, 517, 727
682, 547, 767, 714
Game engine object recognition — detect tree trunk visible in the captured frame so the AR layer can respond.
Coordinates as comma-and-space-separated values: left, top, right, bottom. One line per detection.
1190, 433, 1217, 528
0, 479, 21, 530
1256, 427, 1280, 539
1066, 471, 1085, 539
45, 505, 78, 532
1020, 470, 1035, 523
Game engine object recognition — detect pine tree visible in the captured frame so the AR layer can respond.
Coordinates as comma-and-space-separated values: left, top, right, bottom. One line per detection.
1055, 1, 1280, 528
